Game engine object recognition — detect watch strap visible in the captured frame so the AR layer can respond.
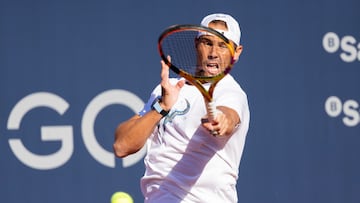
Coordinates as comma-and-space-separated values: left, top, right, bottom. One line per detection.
152, 99, 169, 117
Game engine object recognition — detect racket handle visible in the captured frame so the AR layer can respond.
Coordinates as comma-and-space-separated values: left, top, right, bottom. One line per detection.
206, 101, 218, 122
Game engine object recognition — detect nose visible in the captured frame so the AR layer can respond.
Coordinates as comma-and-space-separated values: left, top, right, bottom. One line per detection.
208, 45, 219, 59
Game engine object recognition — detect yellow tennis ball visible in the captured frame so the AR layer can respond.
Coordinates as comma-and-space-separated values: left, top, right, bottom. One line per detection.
111, 192, 134, 203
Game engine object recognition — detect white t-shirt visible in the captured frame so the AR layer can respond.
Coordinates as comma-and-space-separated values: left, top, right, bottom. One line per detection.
138, 74, 250, 203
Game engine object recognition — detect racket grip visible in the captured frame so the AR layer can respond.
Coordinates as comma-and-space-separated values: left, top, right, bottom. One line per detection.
207, 101, 218, 122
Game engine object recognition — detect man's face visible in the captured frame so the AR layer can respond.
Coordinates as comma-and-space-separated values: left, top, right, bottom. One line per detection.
195, 23, 233, 77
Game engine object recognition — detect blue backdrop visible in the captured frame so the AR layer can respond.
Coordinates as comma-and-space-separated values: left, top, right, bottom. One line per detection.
1, 0, 359, 202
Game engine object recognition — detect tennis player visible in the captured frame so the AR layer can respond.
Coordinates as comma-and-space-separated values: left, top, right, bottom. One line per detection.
114, 13, 250, 203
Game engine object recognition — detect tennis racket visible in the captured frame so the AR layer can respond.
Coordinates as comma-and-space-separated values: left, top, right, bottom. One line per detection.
158, 24, 236, 122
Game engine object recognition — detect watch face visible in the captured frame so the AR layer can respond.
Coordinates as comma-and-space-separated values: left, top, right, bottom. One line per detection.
152, 99, 168, 116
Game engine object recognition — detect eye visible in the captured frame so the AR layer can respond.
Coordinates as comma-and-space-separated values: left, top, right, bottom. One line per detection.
218, 42, 227, 49
199, 38, 213, 47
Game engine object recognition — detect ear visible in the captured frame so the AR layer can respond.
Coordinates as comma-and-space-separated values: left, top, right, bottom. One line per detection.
233, 45, 243, 62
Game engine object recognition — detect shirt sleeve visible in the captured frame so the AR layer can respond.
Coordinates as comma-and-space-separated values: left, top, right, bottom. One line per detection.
213, 75, 249, 121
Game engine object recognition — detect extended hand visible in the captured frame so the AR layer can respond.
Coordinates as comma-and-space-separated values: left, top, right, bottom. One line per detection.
160, 57, 185, 111
201, 107, 240, 137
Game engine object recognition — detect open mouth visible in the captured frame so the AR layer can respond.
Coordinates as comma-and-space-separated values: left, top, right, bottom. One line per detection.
205, 63, 220, 75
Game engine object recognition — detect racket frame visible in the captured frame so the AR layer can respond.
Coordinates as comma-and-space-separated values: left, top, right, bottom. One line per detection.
158, 24, 236, 120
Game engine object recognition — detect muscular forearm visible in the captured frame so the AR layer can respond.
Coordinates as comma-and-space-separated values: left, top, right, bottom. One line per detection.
217, 106, 240, 135
113, 111, 163, 158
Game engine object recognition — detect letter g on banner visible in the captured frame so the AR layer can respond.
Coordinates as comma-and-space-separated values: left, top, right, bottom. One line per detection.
81, 89, 146, 168
7, 92, 73, 170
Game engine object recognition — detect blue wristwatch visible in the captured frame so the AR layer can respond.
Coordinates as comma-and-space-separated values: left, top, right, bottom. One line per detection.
151, 98, 169, 117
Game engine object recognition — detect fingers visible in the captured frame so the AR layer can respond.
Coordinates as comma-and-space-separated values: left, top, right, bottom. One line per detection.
207, 124, 223, 137
210, 130, 219, 136
176, 79, 185, 89
160, 60, 169, 83
160, 55, 171, 78
201, 113, 227, 137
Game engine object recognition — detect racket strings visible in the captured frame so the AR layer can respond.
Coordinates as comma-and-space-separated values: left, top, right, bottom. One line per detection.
161, 31, 200, 76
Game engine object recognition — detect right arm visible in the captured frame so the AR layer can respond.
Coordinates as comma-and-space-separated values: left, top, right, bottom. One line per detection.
113, 109, 164, 158
113, 59, 185, 158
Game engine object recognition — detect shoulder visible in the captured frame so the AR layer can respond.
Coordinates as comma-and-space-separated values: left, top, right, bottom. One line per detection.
217, 75, 245, 93
214, 74, 249, 109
